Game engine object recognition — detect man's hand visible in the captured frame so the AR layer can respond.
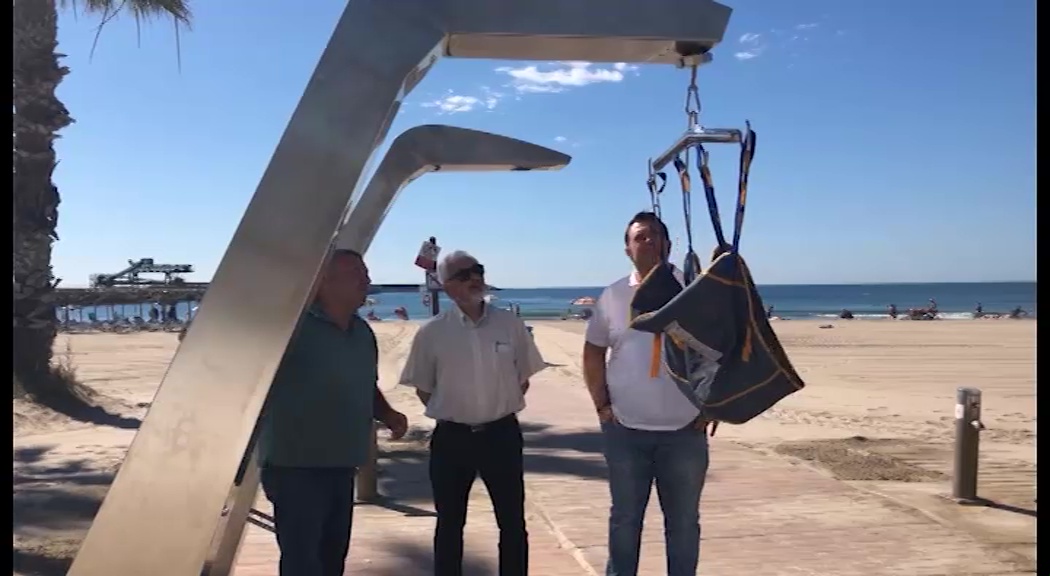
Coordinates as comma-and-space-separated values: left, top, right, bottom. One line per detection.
380, 409, 409, 440
597, 405, 617, 424
693, 417, 719, 437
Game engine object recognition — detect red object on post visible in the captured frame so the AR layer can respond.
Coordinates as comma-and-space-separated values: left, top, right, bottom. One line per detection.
415, 238, 440, 271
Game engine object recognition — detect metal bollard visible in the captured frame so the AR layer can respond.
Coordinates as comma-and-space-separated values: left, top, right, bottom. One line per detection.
356, 424, 379, 502
951, 387, 985, 503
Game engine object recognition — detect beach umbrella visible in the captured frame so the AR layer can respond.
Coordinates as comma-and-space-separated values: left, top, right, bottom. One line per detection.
572, 296, 596, 307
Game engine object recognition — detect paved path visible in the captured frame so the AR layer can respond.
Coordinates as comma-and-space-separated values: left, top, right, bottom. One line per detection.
234, 324, 1033, 575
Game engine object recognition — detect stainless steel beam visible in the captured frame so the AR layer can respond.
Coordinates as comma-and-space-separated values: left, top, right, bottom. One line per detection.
68, 2, 733, 574
335, 124, 571, 253
201, 125, 569, 576
201, 446, 261, 576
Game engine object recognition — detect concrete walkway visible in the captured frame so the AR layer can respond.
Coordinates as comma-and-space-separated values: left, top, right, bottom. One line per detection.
234, 323, 1033, 575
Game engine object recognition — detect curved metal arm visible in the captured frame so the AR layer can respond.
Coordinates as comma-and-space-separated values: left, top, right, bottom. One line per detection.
335, 124, 571, 254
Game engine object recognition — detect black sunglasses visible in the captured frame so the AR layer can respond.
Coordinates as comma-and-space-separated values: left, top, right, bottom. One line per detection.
449, 263, 485, 282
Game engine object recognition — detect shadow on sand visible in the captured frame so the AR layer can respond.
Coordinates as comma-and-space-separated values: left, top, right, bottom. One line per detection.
372, 421, 609, 506
14, 445, 114, 576
12, 421, 611, 575
20, 384, 142, 431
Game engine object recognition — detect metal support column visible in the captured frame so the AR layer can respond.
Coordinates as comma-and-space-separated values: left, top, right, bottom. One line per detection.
951, 387, 984, 503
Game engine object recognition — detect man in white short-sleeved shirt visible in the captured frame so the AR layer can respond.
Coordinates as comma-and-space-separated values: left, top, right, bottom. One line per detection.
583, 211, 714, 576
399, 250, 545, 576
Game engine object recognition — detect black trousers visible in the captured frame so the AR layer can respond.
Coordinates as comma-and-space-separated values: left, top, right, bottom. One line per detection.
430, 414, 528, 576
260, 466, 356, 576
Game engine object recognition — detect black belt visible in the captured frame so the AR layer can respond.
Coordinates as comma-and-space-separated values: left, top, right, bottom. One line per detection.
437, 413, 517, 433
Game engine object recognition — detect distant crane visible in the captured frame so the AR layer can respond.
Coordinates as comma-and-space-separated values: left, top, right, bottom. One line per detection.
90, 258, 195, 288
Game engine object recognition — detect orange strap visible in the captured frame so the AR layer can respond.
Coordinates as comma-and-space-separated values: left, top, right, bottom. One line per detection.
649, 334, 661, 377
741, 323, 753, 362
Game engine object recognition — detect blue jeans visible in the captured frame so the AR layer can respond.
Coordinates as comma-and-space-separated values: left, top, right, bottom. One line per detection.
260, 466, 357, 576
600, 421, 709, 576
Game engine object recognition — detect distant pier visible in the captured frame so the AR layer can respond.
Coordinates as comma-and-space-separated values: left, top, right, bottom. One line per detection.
54, 256, 498, 309
54, 285, 208, 308
51, 283, 495, 308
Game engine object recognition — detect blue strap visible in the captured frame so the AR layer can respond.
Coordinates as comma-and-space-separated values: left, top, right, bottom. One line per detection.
731, 122, 757, 252
689, 146, 728, 252
672, 154, 702, 285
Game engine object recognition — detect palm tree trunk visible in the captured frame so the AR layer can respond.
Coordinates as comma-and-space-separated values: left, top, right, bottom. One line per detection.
13, 0, 74, 396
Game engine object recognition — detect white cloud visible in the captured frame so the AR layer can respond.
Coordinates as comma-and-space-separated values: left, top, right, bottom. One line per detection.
735, 31, 767, 61
552, 135, 583, 148
795, 23, 819, 30
420, 86, 502, 114
495, 61, 638, 94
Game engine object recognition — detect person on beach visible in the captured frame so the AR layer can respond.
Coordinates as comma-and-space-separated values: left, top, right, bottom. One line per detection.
256, 249, 408, 576
582, 211, 716, 576
1009, 306, 1029, 319
399, 250, 546, 576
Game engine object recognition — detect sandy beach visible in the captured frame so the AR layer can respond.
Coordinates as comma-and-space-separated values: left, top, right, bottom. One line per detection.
13, 317, 1037, 575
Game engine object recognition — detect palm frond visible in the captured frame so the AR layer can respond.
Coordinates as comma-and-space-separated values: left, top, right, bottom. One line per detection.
60, 0, 192, 69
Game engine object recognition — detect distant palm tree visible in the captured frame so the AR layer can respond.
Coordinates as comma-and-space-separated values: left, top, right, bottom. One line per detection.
13, 0, 191, 398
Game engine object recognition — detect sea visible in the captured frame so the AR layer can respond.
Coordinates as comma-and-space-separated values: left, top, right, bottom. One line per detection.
60, 281, 1036, 323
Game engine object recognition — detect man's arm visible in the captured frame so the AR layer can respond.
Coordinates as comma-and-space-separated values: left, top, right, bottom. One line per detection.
398, 326, 436, 407
582, 294, 614, 421
373, 385, 394, 420
582, 342, 611, 410
361, 323, 408, 439
513, 318, 547, 395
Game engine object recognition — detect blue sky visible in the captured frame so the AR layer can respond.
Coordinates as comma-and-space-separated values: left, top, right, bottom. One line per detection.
51, 0, 1035, 288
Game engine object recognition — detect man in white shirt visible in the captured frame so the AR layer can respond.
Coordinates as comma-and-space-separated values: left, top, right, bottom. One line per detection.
583, 211, 713, 576
399, 250, 546, 576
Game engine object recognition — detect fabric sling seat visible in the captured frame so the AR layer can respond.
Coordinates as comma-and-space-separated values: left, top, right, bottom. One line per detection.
629, 123, 804, 425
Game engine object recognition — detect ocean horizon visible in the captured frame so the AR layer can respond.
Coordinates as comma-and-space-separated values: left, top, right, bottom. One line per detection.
57, 281, 1036, 323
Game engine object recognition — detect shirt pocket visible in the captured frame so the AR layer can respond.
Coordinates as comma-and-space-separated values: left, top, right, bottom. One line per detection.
493, 339, 518, 387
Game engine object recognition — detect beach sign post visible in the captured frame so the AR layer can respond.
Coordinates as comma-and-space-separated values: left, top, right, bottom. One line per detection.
417, 235, 442, 315
66, 1, 734, 574
416, 237, 440, 271
424, 243, 442, 316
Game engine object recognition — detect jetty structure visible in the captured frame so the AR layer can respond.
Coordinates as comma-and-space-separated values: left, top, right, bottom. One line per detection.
53, 258, 494, 309
54, 258, 207, 308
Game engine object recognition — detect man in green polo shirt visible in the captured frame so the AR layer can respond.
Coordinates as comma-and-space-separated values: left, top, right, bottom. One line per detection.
257, 249, 408, 576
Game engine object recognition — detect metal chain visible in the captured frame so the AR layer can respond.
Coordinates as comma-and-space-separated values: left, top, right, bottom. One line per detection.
683, 64, 702, 130
678, 65, 702, 283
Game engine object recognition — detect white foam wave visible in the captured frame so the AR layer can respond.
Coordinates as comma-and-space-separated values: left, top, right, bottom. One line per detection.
813, 312, 978, 320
